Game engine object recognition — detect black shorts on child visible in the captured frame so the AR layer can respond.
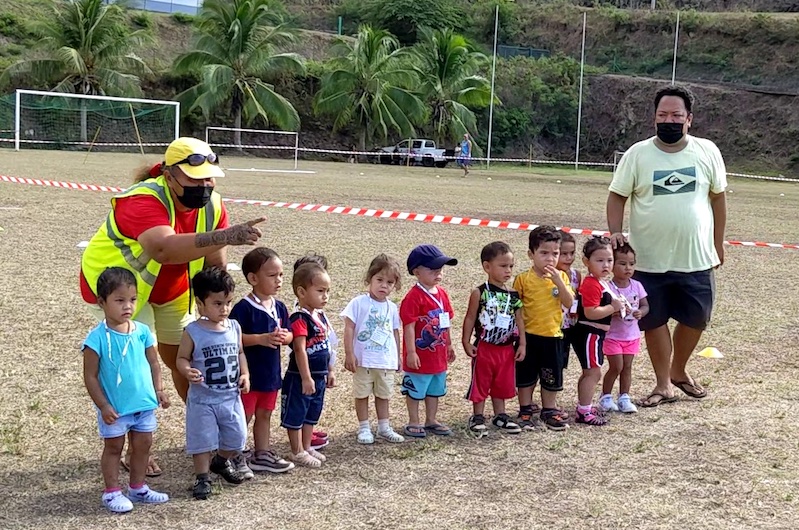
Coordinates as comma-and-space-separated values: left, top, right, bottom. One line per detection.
516, 333, 564, 392
280, 372, 327, 430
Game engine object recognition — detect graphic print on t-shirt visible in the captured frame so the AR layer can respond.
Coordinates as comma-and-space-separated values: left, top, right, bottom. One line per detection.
653, 166, 696, 195
200, 341, 240, 390
416, 309, 447, 351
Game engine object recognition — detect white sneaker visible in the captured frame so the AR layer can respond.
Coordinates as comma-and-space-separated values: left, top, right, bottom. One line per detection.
357, 429, 375, 444
377, 427, 405, 443
127, 485, 169, 504
598, 394, 619, 413
102, 490, 133, 513
618, 394, 638, 414
232, 452, 254, 480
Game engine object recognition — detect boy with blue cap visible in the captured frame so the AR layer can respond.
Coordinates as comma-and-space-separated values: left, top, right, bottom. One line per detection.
399, 244, 458, 438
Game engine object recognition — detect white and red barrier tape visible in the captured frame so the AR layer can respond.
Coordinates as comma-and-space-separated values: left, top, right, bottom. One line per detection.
1, 174, 797, 250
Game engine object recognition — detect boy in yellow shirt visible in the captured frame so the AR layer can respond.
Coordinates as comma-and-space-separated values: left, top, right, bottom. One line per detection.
513, 226, 574, 431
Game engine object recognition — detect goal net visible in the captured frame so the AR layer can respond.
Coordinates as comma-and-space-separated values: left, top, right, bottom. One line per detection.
205, 126, 299, 169
1, 89, 179, 153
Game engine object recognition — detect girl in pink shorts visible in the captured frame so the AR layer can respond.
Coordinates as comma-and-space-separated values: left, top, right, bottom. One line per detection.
599, 244, 649, 414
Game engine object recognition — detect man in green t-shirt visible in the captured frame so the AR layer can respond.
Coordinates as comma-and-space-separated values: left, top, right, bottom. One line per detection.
606, 85, 727, 408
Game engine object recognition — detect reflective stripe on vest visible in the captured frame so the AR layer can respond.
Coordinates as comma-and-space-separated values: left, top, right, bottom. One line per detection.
81, 176, 223, 317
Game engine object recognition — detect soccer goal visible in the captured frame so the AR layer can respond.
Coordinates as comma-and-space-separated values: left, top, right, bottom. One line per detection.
9, 89, 179, 152
205, 126, 300, 170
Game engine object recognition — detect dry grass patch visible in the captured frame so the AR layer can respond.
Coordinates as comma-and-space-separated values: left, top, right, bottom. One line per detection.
0, 151, 798, 529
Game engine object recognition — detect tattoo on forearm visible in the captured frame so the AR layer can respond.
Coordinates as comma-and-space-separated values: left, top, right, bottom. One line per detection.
195, 230, 229, 248
195, 224, 253, 248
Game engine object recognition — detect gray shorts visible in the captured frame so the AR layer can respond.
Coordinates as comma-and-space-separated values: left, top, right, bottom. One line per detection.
185, 393, 247, 455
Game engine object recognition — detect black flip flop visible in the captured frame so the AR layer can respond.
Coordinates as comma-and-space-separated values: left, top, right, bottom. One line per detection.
671, 379, 708, 399
638, 392, 678, 408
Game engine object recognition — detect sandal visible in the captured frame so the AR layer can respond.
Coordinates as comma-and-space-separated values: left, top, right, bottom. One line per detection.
671, 378, 708, 399
424, 423, 453, 436
120, 453, 162, 477
638, 392, 678, 408
403, 424, 427, 438
290, 451, 321, 468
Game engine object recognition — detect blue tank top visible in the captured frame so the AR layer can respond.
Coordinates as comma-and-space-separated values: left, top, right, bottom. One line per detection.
186, 319, 242, 401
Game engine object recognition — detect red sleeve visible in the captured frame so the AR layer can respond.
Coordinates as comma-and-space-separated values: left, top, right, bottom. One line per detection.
290, 313, 308, 338
579, 278, 603, 308
217, 203, 229, 229
115, 196, 170, 239
400, 289, 420, 325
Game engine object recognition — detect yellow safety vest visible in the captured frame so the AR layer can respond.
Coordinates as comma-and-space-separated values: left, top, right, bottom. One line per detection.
81, 175, 224, 317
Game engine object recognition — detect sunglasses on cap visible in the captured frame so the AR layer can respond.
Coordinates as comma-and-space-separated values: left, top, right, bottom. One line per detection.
172, 153, 220, 166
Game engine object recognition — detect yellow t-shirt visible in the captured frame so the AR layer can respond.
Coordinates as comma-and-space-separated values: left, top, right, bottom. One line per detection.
609, 135, 727, 273
513, 269, 572, 337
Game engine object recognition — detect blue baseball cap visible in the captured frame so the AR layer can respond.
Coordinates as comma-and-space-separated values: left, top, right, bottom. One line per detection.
407, 244, 458, 274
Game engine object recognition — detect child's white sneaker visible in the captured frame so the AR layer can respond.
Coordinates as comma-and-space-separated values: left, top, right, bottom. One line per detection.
377, 427, 405, 443
618, 394, 638, 414
102, 490, 133, 513
598, 394, 619, 413
127, 484, 169, 504
357, 429, 375, 444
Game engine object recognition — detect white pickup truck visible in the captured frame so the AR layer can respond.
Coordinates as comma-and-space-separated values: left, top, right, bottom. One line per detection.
369, 139, 451, 168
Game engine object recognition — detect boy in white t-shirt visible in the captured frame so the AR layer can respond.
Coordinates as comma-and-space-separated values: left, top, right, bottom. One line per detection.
342, 254, 405, 444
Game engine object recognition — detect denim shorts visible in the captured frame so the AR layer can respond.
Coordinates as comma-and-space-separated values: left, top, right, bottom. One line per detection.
97, 408, 157, 439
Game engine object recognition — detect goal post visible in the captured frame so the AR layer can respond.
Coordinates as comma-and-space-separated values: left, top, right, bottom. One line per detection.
12, 89, 180, 152
205, 126, 300, 169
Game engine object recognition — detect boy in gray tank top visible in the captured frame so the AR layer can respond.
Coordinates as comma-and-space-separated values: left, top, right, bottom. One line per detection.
177, 267, 251, 500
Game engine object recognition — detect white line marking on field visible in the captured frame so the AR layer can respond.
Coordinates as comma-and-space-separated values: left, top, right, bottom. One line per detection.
0, 206, 23, 210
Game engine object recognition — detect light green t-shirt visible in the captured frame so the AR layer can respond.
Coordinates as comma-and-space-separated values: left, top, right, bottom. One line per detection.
609, 135, 727, 273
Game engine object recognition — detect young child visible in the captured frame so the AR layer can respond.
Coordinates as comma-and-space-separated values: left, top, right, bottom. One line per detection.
342, 254, 405, 444
599, 243, 649, 414
557, 231, 582, 371
572, 237, 624, 426
177, 267, 250, 500
400, 244, 457, 438
462, 242, 525, 437
292, 253, 333, 450
513, 226, 574, 431
282, 262, 333, 467
82, 267, 170, 513
230, 248, 295, 474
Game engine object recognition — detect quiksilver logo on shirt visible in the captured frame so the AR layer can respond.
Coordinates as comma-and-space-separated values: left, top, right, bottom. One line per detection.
652, 167, 697, 195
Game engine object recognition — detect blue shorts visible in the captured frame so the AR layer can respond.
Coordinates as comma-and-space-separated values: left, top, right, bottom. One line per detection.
185, 393, 247, 455
97, 408, 157, 439
401, 371, 447, 400
280, 372, 327, 430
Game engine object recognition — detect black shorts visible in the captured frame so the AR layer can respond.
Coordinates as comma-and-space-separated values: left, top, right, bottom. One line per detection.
516, 333, 564, 392
634, 269, 715, 331
561, 327, 578, 370
570, 325, 605, 370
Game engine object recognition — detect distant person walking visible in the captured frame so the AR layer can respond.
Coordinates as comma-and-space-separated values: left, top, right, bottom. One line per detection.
457, 133, 472, 177
606, 86, 727, 408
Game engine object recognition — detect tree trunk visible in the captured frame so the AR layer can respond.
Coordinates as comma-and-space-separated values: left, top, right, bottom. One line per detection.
358, 128, 366, 152
232, 91, 243, 150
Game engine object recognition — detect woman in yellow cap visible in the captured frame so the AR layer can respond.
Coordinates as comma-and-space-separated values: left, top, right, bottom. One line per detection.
80, 137, 265, 476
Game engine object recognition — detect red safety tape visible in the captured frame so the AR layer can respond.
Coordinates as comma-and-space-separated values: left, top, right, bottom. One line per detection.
2, 174, 797, 250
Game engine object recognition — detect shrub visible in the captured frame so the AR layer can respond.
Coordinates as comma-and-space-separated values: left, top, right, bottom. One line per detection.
171, 12, 195, 25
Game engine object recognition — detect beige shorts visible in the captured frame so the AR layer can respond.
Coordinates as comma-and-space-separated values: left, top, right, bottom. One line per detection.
87, 290, 195, 345
353, 366, 395, 400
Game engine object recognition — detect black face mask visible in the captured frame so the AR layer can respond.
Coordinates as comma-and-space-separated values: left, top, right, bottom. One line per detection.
176, 183, 213, 209
656, 122, 686, 144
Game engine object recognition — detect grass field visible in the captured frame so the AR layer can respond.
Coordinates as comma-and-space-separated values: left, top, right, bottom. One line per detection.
1, 151, 798, 530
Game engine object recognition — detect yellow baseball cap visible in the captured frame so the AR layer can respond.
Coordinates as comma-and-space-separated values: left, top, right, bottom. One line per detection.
164, 137, 225, 180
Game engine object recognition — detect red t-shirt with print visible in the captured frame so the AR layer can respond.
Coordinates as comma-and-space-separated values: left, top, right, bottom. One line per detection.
80, 195, 229, 304
399, 285, 454, 374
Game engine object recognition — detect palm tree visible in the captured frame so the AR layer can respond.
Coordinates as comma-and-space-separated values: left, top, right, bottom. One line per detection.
174, 0, 304, 143
313, 25, 426, 151
0, 0, 152, 141
414, 28, 494, 146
